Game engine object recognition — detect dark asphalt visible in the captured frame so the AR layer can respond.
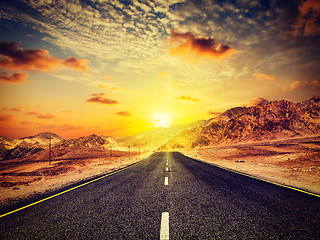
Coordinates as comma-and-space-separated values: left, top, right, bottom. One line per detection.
0, 152, 319, 239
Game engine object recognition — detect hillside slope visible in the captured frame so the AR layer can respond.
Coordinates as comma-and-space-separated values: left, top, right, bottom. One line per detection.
160, 96, 320, 150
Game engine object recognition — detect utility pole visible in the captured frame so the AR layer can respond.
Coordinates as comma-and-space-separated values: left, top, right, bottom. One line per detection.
48, 136, 52, 165
110, 145, 112, 156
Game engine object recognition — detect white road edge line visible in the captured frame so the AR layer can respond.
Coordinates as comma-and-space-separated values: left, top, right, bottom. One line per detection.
164, 177, 168, 185
166, 167, 168, 172
166, 162, 168, 166
160, 212, 169, 240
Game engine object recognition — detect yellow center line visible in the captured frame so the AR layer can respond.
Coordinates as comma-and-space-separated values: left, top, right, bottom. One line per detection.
0, 161, 143, 218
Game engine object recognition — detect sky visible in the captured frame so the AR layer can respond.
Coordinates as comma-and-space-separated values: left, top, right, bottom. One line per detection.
0, 0, 319, 139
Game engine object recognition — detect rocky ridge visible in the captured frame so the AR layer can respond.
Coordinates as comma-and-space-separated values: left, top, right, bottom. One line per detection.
160, 96, 320, 150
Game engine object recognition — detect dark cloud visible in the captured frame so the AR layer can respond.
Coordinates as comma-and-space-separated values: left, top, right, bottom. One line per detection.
175, 95, 200, 102
0, 42, 89, 72
292, 0, 320, 36
0, 114, 13, 121
0, 72, 28, 83
86, 93, 119, 105
116, 111, 131, 117
168, 29, 238, 60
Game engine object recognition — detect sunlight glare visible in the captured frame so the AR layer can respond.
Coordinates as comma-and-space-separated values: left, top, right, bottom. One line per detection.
153, 113, 171, 128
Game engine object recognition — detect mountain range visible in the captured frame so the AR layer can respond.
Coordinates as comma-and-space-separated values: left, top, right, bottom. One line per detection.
1, 96, 319, 160
159, 96, 320, 150
0, 133, 122, 160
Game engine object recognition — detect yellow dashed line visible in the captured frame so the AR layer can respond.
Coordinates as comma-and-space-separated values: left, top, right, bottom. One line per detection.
0, 161, 142, 218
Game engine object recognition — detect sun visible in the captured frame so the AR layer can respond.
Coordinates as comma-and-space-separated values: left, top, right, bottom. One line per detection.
153, 113, 171, 128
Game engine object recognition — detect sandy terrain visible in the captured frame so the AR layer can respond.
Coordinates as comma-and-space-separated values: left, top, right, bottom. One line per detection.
182, 135, 320, 195
0, 148, 151, 208
1, 136, 319, 209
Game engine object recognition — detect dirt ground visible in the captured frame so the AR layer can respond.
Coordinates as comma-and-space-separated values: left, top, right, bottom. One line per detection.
182, 135, 320, 195
0, 148, 151, 208
1, 136, 319, 208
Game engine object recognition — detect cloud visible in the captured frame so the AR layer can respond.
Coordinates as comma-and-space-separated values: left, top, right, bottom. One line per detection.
208, 110, 222, 116
25, 111, 55, 119
289, 80, 320, 90
0, 42, 89, 72
86, 93, 119, 105
0, 114, 13, 121
2, 106, 22, 111
116, 111, 131, 117
0, 72, 28, 83
105, 74, 112, 79
252, 73, 275, 81
292, 0, 320, 36
98, 84, 117, 90
158, 70, 168, 77
247, 97, 269, 106
175, 95, 200, 102
168, 29, 238, 61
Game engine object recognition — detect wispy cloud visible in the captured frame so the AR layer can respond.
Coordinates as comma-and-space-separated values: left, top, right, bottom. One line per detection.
175, 95, 200, 102
158, 70, 168, 77
25, 111, 55, 119
252, 73, 275, 81
0, 72, 28, 83
0, 42, 89, 72
86, 93, 119, 105
2, 106, 22, 111
116, 111, 131, 117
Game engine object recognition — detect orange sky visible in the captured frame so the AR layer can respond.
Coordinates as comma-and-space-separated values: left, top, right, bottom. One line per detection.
0, 0, 319, 139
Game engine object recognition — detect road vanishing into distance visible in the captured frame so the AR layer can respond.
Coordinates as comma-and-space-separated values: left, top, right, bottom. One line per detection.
0, 152, 320, 239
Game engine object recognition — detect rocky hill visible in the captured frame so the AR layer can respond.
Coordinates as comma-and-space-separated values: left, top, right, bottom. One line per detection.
117, 123, 195, 151
160, 96, 320, 150
56, 134, 119, 150
0, 133, 121, 160
0, 132, 63, 160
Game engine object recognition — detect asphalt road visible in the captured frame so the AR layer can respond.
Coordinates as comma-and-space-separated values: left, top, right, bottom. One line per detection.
0, 152, 320, 239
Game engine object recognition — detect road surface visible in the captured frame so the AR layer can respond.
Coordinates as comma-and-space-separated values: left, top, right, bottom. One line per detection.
0, 152, 319, 239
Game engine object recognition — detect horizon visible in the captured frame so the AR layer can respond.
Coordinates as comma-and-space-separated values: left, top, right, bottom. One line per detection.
1, 0, 320, 139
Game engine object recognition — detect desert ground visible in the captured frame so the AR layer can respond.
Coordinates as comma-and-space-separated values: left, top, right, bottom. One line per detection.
1, 135, 319, 208
183, 135, 320, 195
0, 147, 149, 208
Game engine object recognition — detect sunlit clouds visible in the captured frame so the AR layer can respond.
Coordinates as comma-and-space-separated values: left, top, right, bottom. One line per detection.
86, 93, 119, 105
175, 95, 200, 102
0, 0, 319, 139
0, 72, 28, 83
252, 73, 275, 81
116, 111, 131, 117
0, 42, 89, 72
168, 29, 238, 61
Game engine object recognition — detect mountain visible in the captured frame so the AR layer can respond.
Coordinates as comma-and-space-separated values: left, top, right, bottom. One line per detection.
0, 132, 64, 160
0, 133, 122, 161
117, 123, 195, 151
159, 96, 320, 150
56, 134, 120, 150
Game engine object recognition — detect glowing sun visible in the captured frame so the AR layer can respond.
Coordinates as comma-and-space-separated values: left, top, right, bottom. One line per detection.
153, 113, 171, 128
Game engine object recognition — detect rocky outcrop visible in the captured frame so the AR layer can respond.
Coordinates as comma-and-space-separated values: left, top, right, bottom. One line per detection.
160, 96, 320, 150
